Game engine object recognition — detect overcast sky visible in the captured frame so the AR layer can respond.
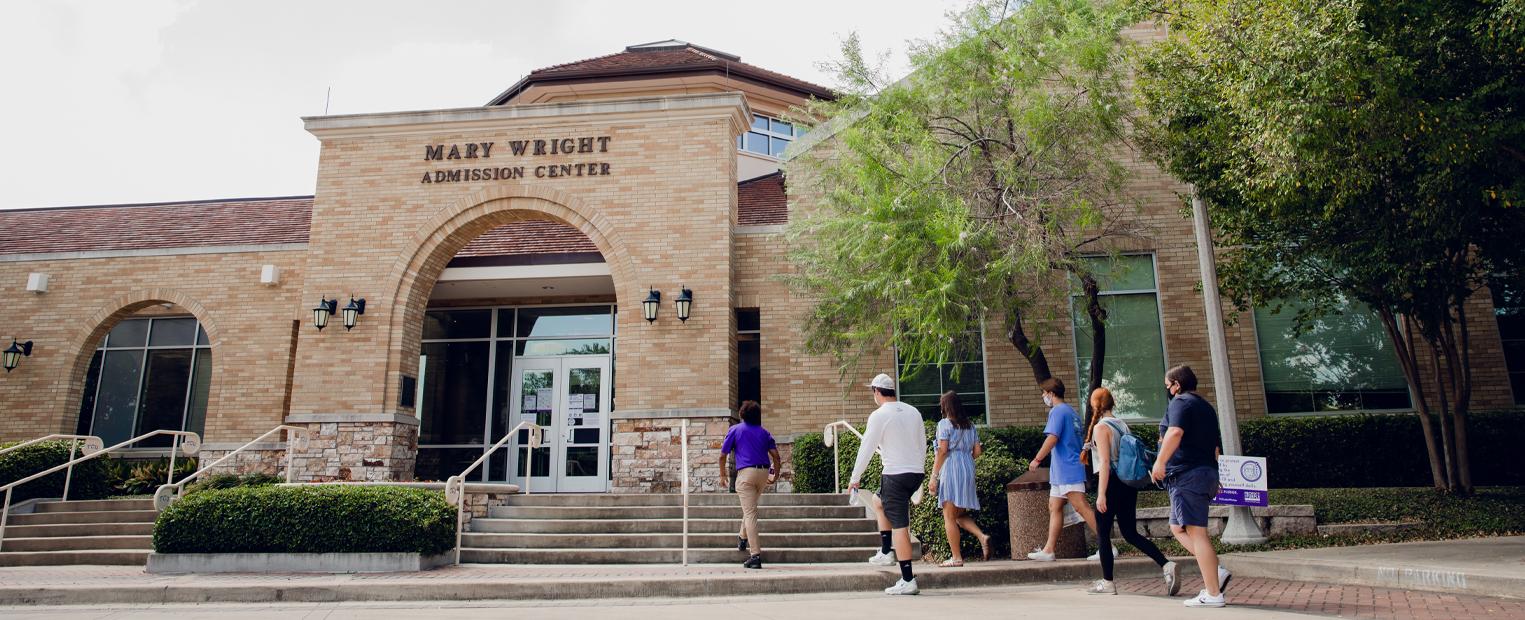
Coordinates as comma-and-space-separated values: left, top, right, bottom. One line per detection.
0, 0, 963, 210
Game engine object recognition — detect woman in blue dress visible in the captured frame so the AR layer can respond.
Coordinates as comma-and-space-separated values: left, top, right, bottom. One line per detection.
927, 390, 991, 566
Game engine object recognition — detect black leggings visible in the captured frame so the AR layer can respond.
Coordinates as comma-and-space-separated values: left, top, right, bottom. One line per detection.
1097, 471, 1169, 580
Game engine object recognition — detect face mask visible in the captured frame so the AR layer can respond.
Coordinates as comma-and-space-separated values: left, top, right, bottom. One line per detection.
1042, 394, 1053, 407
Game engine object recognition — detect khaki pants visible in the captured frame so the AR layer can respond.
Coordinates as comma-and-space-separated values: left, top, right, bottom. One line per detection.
735, 467, 770, 555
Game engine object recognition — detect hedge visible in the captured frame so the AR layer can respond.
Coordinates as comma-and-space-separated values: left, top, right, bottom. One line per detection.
182, 472, 283, 495
0, 440, 113, 502
154, 485, 456, 555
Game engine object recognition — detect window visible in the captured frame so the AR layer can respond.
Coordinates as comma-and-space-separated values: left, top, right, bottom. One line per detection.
1254, 299, 1411, 413
737, 114, 808, 158
1493, 281, 1525, 404
76, 317, 211, 448
1071, 255, 1169, 420
896, 330, 988, 424
736, 309, 760, 408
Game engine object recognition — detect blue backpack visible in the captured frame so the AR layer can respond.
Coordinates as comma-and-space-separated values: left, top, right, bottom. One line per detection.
1102, 418, 1158, 489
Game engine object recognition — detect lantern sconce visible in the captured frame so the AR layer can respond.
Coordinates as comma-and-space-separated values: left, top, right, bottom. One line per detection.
342, 297, 366, 331
642, 288, 661, 323
312, 297, 338, 331
675, 286, 694, 322
3, 340, 32, 373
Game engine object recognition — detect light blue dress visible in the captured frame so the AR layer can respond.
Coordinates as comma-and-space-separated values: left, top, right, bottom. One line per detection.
935, 419, 980, 510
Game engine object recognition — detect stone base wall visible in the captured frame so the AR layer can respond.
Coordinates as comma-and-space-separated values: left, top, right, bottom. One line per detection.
287, 415, 419, 482
459, 490, 515, 527
197, 447, 288, 477
1131, 504, 1316, 539
610, 414, 730, 493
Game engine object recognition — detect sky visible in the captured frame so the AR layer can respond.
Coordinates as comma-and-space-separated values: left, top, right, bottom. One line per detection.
0, 0, 964, 210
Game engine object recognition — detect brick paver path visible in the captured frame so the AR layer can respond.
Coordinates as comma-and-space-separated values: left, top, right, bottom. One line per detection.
1119, 575, 1525, 619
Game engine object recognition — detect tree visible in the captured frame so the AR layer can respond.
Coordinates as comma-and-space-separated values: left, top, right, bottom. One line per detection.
1134, 0, 1525, 493
783, 0, 1146, 406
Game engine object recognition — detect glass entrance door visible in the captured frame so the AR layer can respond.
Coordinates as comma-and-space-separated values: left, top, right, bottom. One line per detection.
508, 356, 609, 492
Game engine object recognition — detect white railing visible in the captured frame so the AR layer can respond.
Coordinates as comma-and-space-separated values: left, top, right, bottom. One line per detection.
0, 434, 104, 501
446, 420, 542, 565
0, 430, 199, 551
152, 425, 311, 511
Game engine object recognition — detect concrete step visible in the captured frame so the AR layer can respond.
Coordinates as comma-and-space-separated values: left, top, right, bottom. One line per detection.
502, 493, 850, 507
457, 545, 911, 565
0, 535, 152, 552
0, 522, 155, 539
0, 549, 150, 567
32, 498, 156, 513
460, 531, 882, 549
469, 517, 876, 534
6, 510, 158, 526
488, 505, 866, 520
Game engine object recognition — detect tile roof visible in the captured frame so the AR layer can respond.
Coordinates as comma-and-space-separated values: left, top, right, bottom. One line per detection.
489, 40, 835, 105
457, 219, 599, 257
0, 196, 313, 256
737, 172, 788, 226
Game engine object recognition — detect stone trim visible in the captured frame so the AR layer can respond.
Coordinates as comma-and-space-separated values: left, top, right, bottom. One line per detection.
609, 408, 733, 420
304, 93, 750, 139
146, 552, 451, 574
735, 224, 786, 235
0, 243, 308, 263
285, 413, 420, 426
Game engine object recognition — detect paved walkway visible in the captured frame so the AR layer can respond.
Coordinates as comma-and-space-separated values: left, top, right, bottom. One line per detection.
1224, 536, 1525, 599
1121, 576, 1525, 619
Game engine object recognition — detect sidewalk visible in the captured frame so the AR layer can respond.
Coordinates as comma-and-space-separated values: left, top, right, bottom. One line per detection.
1224, 536, 1525, 600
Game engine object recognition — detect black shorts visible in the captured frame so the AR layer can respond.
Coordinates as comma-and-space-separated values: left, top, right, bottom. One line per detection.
879, 472, 926, 529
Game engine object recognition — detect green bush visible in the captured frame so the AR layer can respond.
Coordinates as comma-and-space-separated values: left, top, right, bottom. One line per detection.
0, 440, 113, 502
910, 441, 1027, 560
183, 472, 283, 495
154, 485, 456, 555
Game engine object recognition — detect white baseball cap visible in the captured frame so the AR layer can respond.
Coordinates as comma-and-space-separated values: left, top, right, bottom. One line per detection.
867, 373, 896, 390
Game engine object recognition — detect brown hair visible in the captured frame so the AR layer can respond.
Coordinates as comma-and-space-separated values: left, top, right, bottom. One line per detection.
940, 391, 972, 430
1166, 365, 1198, 392
1038, 377, 1066, 399
1080, 387, 1115, 466
738, 400, 762, 426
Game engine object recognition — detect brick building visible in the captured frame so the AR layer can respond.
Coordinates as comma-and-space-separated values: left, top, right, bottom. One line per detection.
1, 40, 1518, 493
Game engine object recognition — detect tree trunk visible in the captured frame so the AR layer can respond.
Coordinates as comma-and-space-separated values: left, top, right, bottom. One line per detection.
1445, 302, 1475, 495
1429, 339, 1460, 491
1378, 308, 1448, 491
1005, 305, 1053, 384
1080, 273, 1108, 412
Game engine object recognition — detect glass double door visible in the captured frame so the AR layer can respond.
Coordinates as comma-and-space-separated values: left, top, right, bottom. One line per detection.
508, 356, 609, 493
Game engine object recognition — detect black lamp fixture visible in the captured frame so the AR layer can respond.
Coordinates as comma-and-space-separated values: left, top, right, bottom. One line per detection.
312, 297, 338, 331
675, 286, 694, 322
642, 288, 661, 323
341, 297, 367, 331
3, 340, 32, 373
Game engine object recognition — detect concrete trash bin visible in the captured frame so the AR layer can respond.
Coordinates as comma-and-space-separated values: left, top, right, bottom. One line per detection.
1006, 467, 1087, 559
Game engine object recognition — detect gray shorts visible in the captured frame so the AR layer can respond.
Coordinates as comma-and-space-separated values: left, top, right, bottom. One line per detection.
879, 473, 925, 529
1166, 466, 1217, 528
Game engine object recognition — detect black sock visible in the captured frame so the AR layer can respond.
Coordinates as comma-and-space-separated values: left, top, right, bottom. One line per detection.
879, 531, 892, 554
899, 560, 914, 582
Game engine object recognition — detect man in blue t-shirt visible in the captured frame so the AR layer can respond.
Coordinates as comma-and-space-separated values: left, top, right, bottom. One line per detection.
1027, 377, 1098, 561
1151, 365, 1231, 608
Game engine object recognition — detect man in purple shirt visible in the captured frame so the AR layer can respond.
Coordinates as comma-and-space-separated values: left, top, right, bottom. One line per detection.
720, 400, 780, 569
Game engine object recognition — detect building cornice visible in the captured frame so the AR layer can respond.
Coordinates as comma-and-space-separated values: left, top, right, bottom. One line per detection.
303, 93, 752, 140
0, 243, 309, 263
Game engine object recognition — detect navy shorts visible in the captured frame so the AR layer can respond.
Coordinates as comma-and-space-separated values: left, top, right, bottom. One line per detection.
879, 473, 925, 529
1166, 465, 1217, 528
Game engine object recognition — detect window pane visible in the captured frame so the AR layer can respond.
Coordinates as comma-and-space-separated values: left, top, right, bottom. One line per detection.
184, 349, 212, 438
418, 342, 490, 444
515, 339, 611, 357
106, 320, 148, 348
1254, 300, 1411, 414
135, 349, 194, 447
942, 363, 984, 395
1074, 293, 1168, 420
423, 309, 492, 340
746, 132, 769, 154
901, 394, 941, 422
565, 447, 599, 477
75, 352, 103, 436
795, 124, 810, 138
897, 364, 942, 397
196, 325, 208, 346
515, 306, 613, 338
92, 350, 145, 446
148, 318, 197, 347
736, 309, 760, 332
490, 343, 513, 442
752, 114, 769, 131
1079, 255, 1157, 293
770, 118, 793, 135
1493, 281, 1525, 404
770, 137, 789, 157
738, 339, 760, 407
415, 447, 487, 482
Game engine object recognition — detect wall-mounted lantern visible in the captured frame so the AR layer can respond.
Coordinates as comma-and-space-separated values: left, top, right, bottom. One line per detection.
342, 297, 366, 331
312, 297, 338, 331
3, 340, 33, 372
642, 288, 661, 323
675, 286, 694, 322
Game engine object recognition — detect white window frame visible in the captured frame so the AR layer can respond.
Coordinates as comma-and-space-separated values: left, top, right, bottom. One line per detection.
1068, 252, 1170, 421
737, 113, 806, 160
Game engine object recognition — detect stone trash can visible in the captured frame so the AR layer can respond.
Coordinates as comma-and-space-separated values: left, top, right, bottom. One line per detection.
1006, 467, 1087, 559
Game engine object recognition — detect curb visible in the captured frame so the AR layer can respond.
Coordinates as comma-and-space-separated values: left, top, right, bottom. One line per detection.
0, 558, 1159, 606
1224, 554, 1524, 600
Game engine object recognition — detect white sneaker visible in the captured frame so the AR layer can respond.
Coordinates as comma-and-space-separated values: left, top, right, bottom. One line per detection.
1218, 566, 1233, 593
1087, 551, 1100, 561
1184, 589, 1226, 608
1086, 579, 1116, 595
868, 550, 895, 566
1164, 561, 1181, 596
1026, 549, 1055, 562
884, 578, 920, 595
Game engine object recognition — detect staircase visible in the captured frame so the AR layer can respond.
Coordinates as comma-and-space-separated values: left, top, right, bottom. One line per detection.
0, 498, 156, 566
461, 493, 918, 564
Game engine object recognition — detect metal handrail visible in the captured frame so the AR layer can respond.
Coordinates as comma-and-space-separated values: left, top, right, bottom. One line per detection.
0, 434, 104, 501
446, 420, 542, 565
152, 424, 311, 511
0, 429, 199, 551
0, 434, 102, 459
823, 419, 923, 505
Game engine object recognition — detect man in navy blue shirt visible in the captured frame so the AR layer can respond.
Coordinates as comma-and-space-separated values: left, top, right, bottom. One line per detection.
1151, 365, 1231, 608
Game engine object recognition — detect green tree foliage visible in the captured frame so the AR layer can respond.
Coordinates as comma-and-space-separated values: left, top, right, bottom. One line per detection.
1134, 0, 1525, 494
784, 0, 1146, 392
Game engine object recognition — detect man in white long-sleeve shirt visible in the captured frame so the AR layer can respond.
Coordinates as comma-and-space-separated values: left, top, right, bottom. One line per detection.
849, 373, 927, 595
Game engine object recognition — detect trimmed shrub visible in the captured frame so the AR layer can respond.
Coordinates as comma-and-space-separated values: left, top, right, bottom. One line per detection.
0, 440, 113, 502
910, 441, 1027, 560
154, 485, 456, 555
183, 472, 283, 495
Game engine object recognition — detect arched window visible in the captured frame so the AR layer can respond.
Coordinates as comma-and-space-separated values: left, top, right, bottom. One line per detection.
75, 316, 211, 447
